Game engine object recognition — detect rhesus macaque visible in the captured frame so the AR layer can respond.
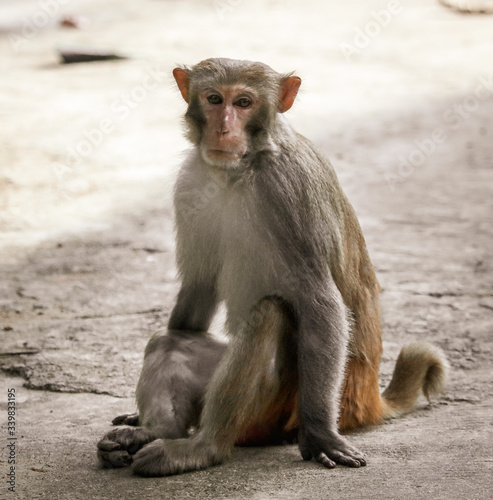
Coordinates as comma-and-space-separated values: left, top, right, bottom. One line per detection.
98, 58, 448, 476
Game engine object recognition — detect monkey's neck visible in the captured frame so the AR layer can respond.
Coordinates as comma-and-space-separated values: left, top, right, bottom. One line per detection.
271, 114, 297, 147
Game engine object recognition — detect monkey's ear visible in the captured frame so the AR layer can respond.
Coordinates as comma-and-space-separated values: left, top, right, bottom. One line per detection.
173, 67, 190, 103
278, 76, 302, 113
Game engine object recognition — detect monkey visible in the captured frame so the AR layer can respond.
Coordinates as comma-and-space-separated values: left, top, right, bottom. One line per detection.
97, 58, 448, 476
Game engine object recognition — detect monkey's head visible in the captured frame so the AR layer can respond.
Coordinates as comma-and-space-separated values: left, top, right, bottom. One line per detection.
173, 58, 301, 172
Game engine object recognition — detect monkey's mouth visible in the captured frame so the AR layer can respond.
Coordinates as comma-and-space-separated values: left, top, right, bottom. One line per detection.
207, 149, 242, 160
202, 148, 246, 168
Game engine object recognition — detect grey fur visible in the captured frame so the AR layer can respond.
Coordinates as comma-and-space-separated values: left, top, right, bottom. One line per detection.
98, 58, 368, 475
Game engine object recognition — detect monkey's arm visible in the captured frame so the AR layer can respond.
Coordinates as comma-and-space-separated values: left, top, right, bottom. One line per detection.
296, 284, 367, 468
168, 282, 218, 331
170, 166, 221, 331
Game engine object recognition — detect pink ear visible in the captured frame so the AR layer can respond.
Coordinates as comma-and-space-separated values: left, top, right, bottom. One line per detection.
173, 68, 190, 103
278, 76, 301, 113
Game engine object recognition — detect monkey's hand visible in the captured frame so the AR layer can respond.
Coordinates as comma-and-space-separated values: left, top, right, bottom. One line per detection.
132, 435, 224, 477
97, 427, 156, 469
299, 429, 367, 469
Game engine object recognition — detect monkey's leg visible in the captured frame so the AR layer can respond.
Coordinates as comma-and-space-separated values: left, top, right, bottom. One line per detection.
339, 357, 383, 432
98, 330, 225, 468
237, 302, 299, 446
338, 288, 385, 431
297, 287, 367, 469
131, 299, 287, 477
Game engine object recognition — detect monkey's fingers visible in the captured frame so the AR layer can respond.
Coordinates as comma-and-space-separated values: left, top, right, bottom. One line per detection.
323, 448, 365, 468
316, 452, 336, 469
112, 412, 139, 426
300, 431, 367, 468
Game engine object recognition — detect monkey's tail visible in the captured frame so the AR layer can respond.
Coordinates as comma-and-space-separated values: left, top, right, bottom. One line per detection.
381, 342, 449, 419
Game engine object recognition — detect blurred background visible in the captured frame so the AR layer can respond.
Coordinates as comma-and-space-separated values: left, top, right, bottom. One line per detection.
1, 0, 491, 255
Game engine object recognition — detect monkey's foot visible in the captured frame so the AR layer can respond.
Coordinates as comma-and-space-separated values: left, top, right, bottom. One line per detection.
132, 437, 224, 477
97, 427, 156, 469
112, 412, 139, 426
299, 430, 367, 469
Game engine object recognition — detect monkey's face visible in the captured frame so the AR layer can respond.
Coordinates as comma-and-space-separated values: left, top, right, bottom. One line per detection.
195, 85, 260, 170
173, 61, 302, 172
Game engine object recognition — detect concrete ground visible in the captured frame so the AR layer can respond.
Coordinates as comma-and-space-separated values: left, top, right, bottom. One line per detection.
0, 0, 492, 498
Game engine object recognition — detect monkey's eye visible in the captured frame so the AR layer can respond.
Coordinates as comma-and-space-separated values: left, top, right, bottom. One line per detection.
236, 97, 251, 108
207, 94, 223, 105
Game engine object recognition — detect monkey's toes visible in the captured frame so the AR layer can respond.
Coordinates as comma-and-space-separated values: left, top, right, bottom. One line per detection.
132, 440, 170, 477
98, 447, 133, 468
132, 438, 222, 477
97, 429, 143, 469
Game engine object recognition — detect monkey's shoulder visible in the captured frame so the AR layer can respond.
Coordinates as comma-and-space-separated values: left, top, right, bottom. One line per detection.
254, 132, 344, 208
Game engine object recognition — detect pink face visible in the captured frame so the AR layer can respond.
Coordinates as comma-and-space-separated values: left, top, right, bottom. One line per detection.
197, 85, 259, 168
173, 65, 302, 171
